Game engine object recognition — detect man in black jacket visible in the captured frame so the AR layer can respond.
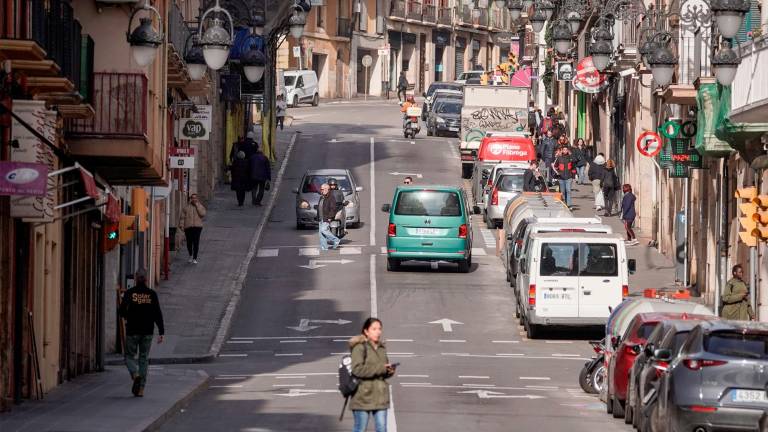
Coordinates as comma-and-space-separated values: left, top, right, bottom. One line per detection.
119, 269, 164, 397
317, 183, 341, 250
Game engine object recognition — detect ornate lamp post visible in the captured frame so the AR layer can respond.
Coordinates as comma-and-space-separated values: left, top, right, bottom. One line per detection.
126, 0, 164, 67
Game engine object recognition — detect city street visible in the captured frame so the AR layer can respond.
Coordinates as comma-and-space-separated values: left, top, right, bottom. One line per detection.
159, 101, 632, 432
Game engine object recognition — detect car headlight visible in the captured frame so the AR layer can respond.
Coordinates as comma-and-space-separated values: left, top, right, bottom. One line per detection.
436, 116, 446, 123
346, 201, 356, 208
299, 200, 310, 209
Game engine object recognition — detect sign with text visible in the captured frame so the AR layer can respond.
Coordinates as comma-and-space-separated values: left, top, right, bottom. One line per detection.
170, 147, 196, 156
169, 156, 195, 169
179, 105, 212, 140
0, 161, 48, 196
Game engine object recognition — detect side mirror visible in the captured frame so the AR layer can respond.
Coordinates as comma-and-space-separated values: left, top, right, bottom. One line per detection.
644, 343, 654, 357
628, 259, 637, 274
422, 92, 427, 98
292, 187, 299, 194
381, 204, 391, 213
356, 186, 364, 192
482, 168, 491, 176
506, 234, 513, 241
653, 348, 672, 362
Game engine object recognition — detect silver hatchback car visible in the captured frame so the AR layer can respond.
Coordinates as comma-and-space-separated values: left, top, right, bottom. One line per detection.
293, 169, 363, 229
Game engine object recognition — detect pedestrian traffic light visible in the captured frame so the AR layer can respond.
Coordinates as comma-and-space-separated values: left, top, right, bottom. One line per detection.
752, 194, 768, 241
102, 221, 119, 252
119, 214, 136, 244
131, 187, 148, 232
735, 187, 758, 247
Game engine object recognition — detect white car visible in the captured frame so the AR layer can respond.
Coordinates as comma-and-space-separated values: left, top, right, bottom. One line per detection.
284, 70, 319, 107
454, 70, 484, 85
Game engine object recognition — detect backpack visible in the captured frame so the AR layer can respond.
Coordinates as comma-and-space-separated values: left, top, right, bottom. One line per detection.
338, 343, 367, 421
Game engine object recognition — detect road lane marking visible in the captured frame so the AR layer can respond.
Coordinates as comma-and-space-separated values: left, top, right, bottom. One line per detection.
380, 247, 387, 254
472, 248, 487, 256
441, 352, 470, 356
526, 385, 559, 390
279, 340, 307, 343
439, 339, 466, 343
388, 384, 398, 432
218, 373, 337, 377
231, 336, 354, 340
276, 376, 307, 379
275, 353, 303, 357
273, 384, 306, 387
491, 340, 520, 344
299, 247, 319, 256
462, 383, 496, 387
226, 340, 254, 344
331, 352, 349, 355
214, 377, 245, 380
370, 254, 378, 317
210, 385, 244, 389
370, 137, 376, 246
388, 352, 414, 355
398, 375, 429, 378
520, 377, 552, 380
459, 376, 490, 379
333, 339, 349, 342
400, 382, 432, 386
340, 247, 362, 255
496, 353, 525, 356
257, 248, 279, 257
218, 353, 248, 357
387, 339, 414, 342
552, 354, 581, 357
399, 383, 548, 391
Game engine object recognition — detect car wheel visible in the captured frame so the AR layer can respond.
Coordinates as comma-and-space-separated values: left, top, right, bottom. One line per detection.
485, 213, 495, 230
625, 377, 635, 424
592, 364, 606, 395
387, 258, 400, 271
427, 126, 433, 136
461, 165, 472, 179
612, 394, 625, 418
312, 94, 319, 106
457, 258, 470, 273
296, 219, 304, 230
293, 95, 299, 107
606, 384, 614, 414
525, 320, 540, 339
514, 301, 520, 318
579, 365, 596, 394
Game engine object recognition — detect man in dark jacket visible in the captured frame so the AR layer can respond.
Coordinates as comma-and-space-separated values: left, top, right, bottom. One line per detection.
552, 146, 575, 207
397, 71, 409, 102
119, 269, 164, 397
317, 183, 340, 250
249, 147, 272, 206
523, 160, 547, 192
539, 130, 557, 180
230, 151, 251, 206
229, 131, 259, 163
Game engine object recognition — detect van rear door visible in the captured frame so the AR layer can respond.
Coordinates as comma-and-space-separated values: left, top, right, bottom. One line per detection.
536, 242, 579, 318
391, 189, 466, 254
577, 242, 623, 318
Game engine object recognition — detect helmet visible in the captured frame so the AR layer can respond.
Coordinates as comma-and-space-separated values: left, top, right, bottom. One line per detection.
327, 178, 338, 186
406, 94, 414, 102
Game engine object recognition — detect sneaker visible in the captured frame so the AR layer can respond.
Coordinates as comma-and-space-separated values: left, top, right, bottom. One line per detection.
631, 239, 640, 245
188, 257, 194, 264
192, 259, 198, 264
132, 375, 141, 396
136, 386, 144, 397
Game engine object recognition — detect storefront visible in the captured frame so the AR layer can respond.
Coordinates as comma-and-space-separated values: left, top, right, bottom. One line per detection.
433, 30, 451, 82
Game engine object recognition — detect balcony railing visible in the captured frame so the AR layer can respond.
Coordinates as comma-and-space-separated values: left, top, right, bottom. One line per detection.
489, 9, 503, 28
438, 7, 452, 25
423, 4, 437, 22
461, 6, 472, 24
407, 1, 423, 20
67, 73, 148, 139
476, 8, 489, 27
337, 17, 352, 38
168, 1, 192, 55
731, 38, 768, 119
390, 0, 406, 18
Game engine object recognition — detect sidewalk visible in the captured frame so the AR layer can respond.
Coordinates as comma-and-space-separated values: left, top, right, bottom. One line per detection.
569, 181, 678, 294
0, 367, 208, 432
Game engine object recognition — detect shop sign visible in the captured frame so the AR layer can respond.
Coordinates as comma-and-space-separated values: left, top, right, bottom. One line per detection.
0, 161, 47, 196
169, 156, 195, 169
179, 105, 212, 140
556, 62, 574, 81
10, 100, 57, 221
573, 57, 609, 94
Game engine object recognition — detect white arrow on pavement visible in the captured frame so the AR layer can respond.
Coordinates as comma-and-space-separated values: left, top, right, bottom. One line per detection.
299, 259, 355, 269
388, 172, 423, 178
287, 318, 352, 332
309, 319, 352, 325
276, 388, 339, 397
459, 389, 545, 399
429, 318, 463, 332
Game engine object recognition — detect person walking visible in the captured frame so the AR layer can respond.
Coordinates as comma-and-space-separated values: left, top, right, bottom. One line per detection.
621, 184, 638, 245
119, 269, 164, 397
589, 154, 606, 212
397, 71, 408, 102
276, 95, 287, 130
523, 160, 547, 192
230, 151, 252, 207
180, 193, 206, 264
552, 146, 575, 208
318, 183, 341, 250
601, 159, 619, 216
328, 178, 347, 237
572, 138, 588, 185
348, 318, 396, 432
721, 264, 755, 320
249, 147, 271, 206
229, 131, 258, 163
539, 129, 557, 181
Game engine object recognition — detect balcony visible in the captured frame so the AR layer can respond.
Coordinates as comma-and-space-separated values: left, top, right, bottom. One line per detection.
614, 20, 640, 67
423, 4, 437, 23
489, 9, 503, 29
390, 0, 406, 19
337, 17, 352, 38
438, 7, 452, 25
167, 0, 193, 88
407, 1, 423, 21
461, 6, 473, 25
474, 8, 489, 28
730, 37, 768, 124
66, 72, 163, 185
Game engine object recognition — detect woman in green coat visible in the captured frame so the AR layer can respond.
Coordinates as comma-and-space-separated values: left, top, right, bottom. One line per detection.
349, 318, 396, 432
721, 264, 754, 321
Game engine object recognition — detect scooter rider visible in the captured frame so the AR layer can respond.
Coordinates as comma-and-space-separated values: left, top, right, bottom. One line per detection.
400, 94, 416, 128
327, 178, 347, 237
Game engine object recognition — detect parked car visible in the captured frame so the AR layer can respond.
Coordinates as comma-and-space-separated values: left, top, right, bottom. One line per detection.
652, 320, 768, 432
382, 186, 473, 273
426, 99, 462, 137
484, 172, 525, 229
472, 161, 529, 214
421, 82, 463, 120
455, 70, 484, 85
293, 169, 363, 229
284, 70, 319, 107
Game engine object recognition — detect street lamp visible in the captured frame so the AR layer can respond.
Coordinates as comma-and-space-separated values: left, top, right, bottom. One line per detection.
647, 43, 678, 87
184, 37, 207, 81
199, 0, 234, 71
590, 26, 614, 71
566, 11, 582, 34
126, 0, 164, 67
289, 12, 307, 39
242, 41, 267, 83
530, 9, 547, 33
711, 42, 740, 86
710, 0, 750, 39
638, 38, 657, 69
253, 14, 265, 37
507, 0, 523, 20
538, 0, 556, 20
553, 20, 573, 55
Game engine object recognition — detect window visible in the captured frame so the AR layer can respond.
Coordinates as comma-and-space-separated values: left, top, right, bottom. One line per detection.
540, 243, 578, 276
394, 191, 462, 216
635, 322, 658, 340
496, 174, 524, 192
297, 76, 304, 88
704, 331, 768, 359
435, 102, 461, 114
672, 331, 692, 353
284, 76, 297, 86
579, 243, 618, 276
539, 242, 618, 277
317, 6, 325, 28
301, 175, 352, 193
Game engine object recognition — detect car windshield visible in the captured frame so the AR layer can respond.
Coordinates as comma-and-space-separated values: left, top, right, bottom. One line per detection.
496, 175, 524, 192
705, 331, 768, 359
284, 76, 297, 86
436, 103, 461, 114
428, 84, 458, 97
301, 175, 352, 193
672, 331, 691, 352
539, 243, 618, 277
395, 191, 462, 217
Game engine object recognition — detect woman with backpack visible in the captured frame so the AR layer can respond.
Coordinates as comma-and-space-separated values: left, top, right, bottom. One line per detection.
601, 159, 620, 216
348, 318, 396, 432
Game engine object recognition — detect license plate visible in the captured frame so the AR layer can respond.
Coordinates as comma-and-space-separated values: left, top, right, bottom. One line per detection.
414, 228, 441, 236
449, 127, 459, 131
732, 390, 768, 403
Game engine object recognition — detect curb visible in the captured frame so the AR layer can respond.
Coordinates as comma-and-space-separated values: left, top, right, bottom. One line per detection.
106, 132, 300, 367
143, 370, 211, 432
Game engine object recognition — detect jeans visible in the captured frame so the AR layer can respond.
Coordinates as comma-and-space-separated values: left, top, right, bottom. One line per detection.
125, 334, 154, 386
184, 227, 202, 259
543, 159, 554, 181
397, 88, 406, 101
576, 165, 587, 184
251, 180, 266, 205
603, 188, 616, 215
277, 116, 284, 130
319, 221, 340, 250
558, 179, 572, 206
353, 409, 387, 432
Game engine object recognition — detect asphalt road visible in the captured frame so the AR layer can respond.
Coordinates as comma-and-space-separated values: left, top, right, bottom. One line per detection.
160, 101, 633, 432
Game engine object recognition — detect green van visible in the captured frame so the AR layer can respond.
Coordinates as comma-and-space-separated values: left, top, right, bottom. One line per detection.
381, 186, 473, 272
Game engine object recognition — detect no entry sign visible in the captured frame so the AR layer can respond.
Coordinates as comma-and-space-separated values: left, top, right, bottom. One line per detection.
636, 131, 662, 157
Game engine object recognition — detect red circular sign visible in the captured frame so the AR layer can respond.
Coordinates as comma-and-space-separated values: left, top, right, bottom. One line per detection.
636, 131, 662, 157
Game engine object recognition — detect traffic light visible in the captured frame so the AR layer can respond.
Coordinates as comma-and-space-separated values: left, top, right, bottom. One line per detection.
102, 221, 119, 253
752, 194, 768, 241
131, 187, 148, 232
735, 187, 758, 247
119, 214, 136, 244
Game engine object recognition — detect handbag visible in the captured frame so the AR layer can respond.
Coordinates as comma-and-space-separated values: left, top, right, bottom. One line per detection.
264, 181, 271, 191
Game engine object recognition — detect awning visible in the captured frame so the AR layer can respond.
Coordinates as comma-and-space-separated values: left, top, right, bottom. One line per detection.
105, 193, 120, 223
79, 166, 99, 199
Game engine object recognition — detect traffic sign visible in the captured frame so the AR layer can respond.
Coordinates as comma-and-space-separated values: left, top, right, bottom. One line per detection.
361, 54, 373, 67
169, 156, 195, 169
636, 131, 662, 157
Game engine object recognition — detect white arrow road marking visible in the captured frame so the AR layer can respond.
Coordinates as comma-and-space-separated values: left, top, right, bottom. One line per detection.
459, 389, 546, 399
275, 388, 338, 397
388, 172, 423, 178
429, 318, 464, 332
309, 319, 352, 325
299, 259, 355, 269
287, 318, 352, 332
299, 247, 319, 256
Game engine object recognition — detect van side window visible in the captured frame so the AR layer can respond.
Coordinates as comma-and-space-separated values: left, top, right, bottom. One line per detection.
540, 243, 578, 276
579, 243, 618, 276
297, 76, 304, 88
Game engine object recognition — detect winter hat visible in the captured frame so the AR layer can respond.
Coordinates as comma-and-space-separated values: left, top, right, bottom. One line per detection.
246, 131, 255, 140
593, 154, 606, 165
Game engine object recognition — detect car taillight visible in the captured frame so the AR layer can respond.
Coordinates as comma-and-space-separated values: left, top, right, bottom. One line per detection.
622, 285, 629, 297
528, 284, 536, 306
688, 405, 718, 413
683, 359, 728, 370
388, 223, 396, 237
491, 187, 499, 205
515, 239, 523, 247
654, 361, 669, 377
487, 178, 493, 186
458, 224, 467, 238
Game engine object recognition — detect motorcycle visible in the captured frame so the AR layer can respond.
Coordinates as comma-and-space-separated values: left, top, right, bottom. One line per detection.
578, 339, 606, 394
402, 105, 422, 139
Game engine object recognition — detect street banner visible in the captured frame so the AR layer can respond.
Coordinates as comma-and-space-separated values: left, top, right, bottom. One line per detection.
0, 161, 47, 196
573, 57, 609, 94
179, 105, 212, 140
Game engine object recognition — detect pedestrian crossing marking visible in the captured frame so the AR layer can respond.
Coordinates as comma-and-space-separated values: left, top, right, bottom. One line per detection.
479, 228, 497, 248
299, 247, 319, 256
257, 248, 279, 257
471, 248, 487, 256
380, 247, 387, 254
340, 247, 362, 255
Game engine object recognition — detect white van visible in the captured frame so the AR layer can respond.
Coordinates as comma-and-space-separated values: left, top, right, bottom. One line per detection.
516, 232, 636, 339
284, 70, 319, 107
